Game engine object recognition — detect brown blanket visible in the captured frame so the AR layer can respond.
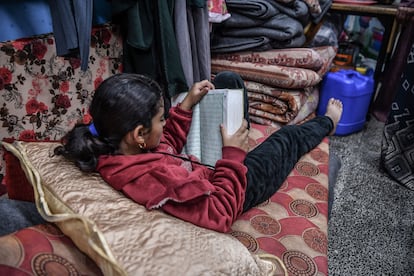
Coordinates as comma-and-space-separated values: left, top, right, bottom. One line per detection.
211, 46, 336, 127
245, 80, 314, 125
212, 48, 324, 70
211, 58, 321, 89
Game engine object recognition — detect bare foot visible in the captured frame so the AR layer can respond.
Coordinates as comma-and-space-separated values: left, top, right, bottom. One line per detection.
325, 98, 343, 135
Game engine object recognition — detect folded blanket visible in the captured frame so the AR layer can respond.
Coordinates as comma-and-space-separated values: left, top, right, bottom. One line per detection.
249, 111, 315, 129
226, 0, 279, 19
220, 13, 303, 41
211, 58, 321, 89
221, 12, 267, 28
246, 83, 318, 126
245, 80, 306, 124
312, 45, 337, 76
248, 94, 290, 115
211, 34, 272, 53
288, 86, 319, 125
270, 32, 306, 48
212, 47, 324, 71
266, 0, 310, 26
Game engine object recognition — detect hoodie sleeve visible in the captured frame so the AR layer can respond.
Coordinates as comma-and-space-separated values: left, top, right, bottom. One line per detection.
160, 105, 193, 154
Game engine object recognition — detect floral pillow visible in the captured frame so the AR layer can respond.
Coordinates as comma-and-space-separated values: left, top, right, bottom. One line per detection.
0, 223, 103, 275
0, 24, 123, 186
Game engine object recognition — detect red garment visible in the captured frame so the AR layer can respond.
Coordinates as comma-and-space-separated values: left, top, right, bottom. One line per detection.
97, 106, 248, 232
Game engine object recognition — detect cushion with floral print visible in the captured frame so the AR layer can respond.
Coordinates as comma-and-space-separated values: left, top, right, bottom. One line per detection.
0, 223, 103, 275
0, 23, 123, 191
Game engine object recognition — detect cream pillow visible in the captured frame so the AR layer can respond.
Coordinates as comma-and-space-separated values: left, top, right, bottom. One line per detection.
2, 141, 286, 276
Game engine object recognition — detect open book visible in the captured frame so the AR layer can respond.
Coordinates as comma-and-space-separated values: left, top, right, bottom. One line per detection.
172, 89, 245, 167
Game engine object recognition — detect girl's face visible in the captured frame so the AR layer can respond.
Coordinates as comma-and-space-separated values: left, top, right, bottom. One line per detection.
144, 101, 166, 149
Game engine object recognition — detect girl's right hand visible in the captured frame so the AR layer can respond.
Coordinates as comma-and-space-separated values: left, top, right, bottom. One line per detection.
220, 119, 249, 152
180, 80, 215, 111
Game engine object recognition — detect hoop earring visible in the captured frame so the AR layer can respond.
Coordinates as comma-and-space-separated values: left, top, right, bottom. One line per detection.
138, 142, 146, 149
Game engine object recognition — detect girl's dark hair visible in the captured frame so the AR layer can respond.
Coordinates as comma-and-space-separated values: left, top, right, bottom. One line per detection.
54, 73, 163, 172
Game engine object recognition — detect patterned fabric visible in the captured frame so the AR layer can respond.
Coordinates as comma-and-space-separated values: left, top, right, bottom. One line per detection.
1, 21, 329, 275
2, 124, 329, 275
245, 81, 314, 125
313, 45, 337, 77
211, 58, 322, 89
207, 0, 231, 23
0, 24, 123, 184
2, 140, 284, 276
381, 43, 414, 189
212, 47, 325, 71
241, 123, 330, 275
212, 46, 335, 127
0, 223, 103, 275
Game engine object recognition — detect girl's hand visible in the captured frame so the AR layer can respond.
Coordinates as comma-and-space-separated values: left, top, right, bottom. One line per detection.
180, 80, 215, 111
221, 120, 250, 152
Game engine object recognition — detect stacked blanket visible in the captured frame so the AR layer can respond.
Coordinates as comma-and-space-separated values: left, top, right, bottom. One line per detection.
211, 46, 337, 129
210, 0, 332, 53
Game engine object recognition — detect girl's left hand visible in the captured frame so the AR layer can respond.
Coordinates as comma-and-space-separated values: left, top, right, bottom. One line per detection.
180, 80, 214, 111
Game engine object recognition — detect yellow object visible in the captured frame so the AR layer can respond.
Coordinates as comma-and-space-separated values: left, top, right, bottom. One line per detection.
356, 67, 368, 75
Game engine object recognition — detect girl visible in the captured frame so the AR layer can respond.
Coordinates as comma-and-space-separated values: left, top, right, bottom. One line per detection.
55, 72, 343, 233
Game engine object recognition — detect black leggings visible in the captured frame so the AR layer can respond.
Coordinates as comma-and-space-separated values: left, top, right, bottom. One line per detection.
243, 116, 333, 211
212, 71, 333, 211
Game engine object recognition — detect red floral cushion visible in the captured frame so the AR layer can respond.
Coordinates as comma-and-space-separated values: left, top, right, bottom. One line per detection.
0, 223, 103, 275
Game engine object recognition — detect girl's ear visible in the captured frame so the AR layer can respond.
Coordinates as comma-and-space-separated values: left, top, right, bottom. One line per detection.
127, 125, 146, 145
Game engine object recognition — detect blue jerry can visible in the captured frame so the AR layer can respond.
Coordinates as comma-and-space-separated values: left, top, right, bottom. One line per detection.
317, 69, 375, 135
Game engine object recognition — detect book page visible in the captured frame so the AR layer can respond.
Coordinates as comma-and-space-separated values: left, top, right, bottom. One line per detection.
224, 90, 244, 135
199, 89, 244, 167
185, 104, 201, 159
199, 93, 225, 167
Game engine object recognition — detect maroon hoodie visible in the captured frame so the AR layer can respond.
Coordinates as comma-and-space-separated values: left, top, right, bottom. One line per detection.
97, 106, 248, 233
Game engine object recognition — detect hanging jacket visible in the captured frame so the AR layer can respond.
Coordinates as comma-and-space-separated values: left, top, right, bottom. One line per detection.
112, 0, 189, 98
48, 0, 93, 71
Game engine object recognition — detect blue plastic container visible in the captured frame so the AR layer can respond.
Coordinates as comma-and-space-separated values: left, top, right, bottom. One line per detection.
317, 69, 374, 135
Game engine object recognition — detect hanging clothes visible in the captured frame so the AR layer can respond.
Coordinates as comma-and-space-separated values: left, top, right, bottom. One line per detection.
48, 0, 93, 71
112, 0, 189, 99
175, 0, 211, 87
